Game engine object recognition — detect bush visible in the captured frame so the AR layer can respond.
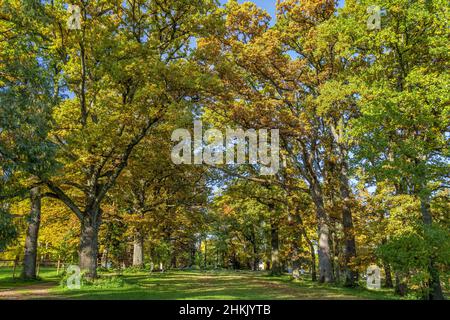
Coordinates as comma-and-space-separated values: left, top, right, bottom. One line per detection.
377, 224, 450, 299
59, 272, 125, 289
0, 209, 18, 251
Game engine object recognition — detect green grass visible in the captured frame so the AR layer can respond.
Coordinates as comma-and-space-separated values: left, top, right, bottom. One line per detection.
0, 267, 59, 290
0, 266, 400, 300
52, 270, 399, 300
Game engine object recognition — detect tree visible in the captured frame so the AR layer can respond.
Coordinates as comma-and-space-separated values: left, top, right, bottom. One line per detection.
342, 0, 449, 299
11, 0, 216, 278
196, 0, 359, 283
0, 0, 58, 279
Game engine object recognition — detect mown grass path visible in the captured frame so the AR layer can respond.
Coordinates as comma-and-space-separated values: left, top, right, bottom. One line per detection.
0, 268, 397, 300
54, 270, 397, 300
0, 282, 61, 300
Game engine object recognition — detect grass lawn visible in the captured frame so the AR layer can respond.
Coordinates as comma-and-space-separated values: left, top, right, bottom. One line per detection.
1, 267, 399, 300
0, 266, 59, 290
54, 270, 398, 300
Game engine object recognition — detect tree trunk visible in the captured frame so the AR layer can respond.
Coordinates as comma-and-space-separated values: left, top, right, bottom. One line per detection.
79, 211, 101, 279
171, 248, 177, 269
295, 210, 317, 281
21, 187, 41, 279
331, 230, 340, 283
291, 241, 302, 278
311, 185, 334, 283
310, 245, 317, 282
251, 238, 258, 271
190, 245, 196, 268
419, 191, 444, 300
395, 273, 408, 296
383, 262, 394, 288
338, 159, 358, 287
204, 237, 207, 269
290, 217, 303, 278
132, 231, 144, 268
270, 221, 282, 275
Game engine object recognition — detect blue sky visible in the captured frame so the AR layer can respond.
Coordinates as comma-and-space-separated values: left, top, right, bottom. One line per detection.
221, 0, 346, 17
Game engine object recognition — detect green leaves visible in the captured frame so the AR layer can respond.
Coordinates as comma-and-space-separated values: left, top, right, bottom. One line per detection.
0, 208, 18, 251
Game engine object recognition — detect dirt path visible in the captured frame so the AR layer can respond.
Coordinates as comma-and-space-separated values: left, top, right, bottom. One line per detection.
0, 282, 62, 300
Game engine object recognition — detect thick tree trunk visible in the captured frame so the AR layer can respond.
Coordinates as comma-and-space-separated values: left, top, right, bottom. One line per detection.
132, 231, 144, 268
21, 187, 41, 279
419, 191, 444, 300
310, 185, 334, 283
291, 233, 302, 278
331, 231, 340, 283
270, 221, 282, 275
79, 211, 101, 279
339, 169, 358, 287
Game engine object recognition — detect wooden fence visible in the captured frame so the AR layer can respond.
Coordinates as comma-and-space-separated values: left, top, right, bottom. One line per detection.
0, 259, 66, 278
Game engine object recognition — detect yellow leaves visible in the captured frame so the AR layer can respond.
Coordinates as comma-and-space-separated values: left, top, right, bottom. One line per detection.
197, 36, 223, 60
225, 0, 271, 42
277, 0, 335, 25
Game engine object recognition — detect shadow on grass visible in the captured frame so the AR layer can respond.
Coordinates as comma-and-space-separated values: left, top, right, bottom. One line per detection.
55, 270, 398, 300
0, 267, 59, 290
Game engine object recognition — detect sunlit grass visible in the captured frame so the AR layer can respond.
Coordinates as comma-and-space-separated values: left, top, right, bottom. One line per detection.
0, 266, 400, 300
52, 269, 399, 300
0, 267, 59, 289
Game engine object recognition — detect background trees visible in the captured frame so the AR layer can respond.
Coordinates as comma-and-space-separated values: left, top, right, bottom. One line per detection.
0, 0, 448, 300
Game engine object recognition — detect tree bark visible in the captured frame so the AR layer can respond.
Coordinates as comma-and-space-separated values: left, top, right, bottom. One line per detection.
21, 187, 41, 279
329, 121, 358, 286
250, 235, 258, 271
331, 230, 340, 283
132, 231, 144, 268
291, 234, 302, 278
79, 211, 101, 279
190, 242, 196, 268
310, 185, 334, 283
270, 220, 282, 275
381, 237, 393, 288
204, 237, 207, 269
295, 210, 317, 281
310, 245, 317, 281
289, 213, 303, 278
171, 252, 177, 269
339, 169, 358, 287
383, 262, 394, 288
